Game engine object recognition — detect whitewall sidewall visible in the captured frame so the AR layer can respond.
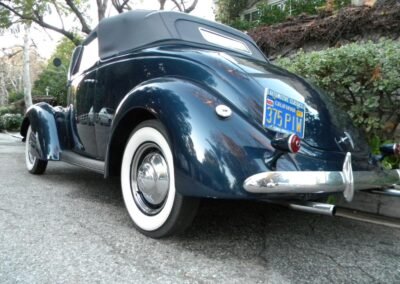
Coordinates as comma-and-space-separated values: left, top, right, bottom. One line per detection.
121, 126, 175, 232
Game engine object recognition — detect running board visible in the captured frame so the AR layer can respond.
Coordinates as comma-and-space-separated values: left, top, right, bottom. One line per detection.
60, 151, 105, 174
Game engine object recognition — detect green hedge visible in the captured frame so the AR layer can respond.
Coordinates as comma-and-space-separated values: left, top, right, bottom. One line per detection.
0, 105, 18, 116
275, 39, 400, 142
0, 113, 23, 131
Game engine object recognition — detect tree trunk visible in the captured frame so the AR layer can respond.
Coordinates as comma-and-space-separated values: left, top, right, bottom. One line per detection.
159, 0, 166, 10
97, 0, 108, 21
23, 23, 32, 109
0, 71, 8, 106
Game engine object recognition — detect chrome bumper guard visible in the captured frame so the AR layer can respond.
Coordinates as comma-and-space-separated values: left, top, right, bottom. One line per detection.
243, 153, 400, 202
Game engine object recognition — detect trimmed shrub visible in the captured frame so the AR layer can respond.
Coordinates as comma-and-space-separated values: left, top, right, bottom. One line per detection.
275, 39, 400, 142
0, 113, 23, 131
8, 91, 24, 104
0, 105, 18, 116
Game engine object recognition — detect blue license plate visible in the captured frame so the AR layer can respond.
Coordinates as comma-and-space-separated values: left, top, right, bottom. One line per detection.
263, 89, 305, 138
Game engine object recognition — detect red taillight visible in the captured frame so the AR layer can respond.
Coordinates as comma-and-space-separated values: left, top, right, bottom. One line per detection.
271, 134, 301, 153
288, 134, 301, 153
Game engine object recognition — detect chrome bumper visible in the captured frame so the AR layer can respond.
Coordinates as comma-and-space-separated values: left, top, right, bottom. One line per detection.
243, 153, 400, 202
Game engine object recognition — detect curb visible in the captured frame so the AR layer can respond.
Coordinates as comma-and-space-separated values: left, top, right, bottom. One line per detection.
336, 207, 400, 229
337, 191, 400, 219
3, 131, 23, 139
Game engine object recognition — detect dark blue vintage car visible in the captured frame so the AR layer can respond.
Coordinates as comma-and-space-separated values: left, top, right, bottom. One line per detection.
21, 10, 400, 237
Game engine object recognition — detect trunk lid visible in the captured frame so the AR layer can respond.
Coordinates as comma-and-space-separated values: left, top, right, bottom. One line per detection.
215, 52, 368, 153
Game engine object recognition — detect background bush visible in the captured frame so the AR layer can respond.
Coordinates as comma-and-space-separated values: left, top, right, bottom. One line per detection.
32, 37, 75, 106
275, 39, 400, 144
7, 91, 24, 104
218, 0, 351, 29
0, 113, 23, 131
0, 105, 19, 116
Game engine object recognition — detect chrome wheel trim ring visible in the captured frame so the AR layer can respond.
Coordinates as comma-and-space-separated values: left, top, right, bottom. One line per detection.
130, 143, 170, 215
25, 127, 36, 170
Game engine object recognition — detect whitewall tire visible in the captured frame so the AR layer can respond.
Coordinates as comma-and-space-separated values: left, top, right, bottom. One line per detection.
121, 120, 199, 238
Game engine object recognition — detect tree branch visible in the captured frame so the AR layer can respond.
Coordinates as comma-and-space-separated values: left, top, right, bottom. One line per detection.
96, 0, 108, 21
170, 0, 183, 11
183, 0, 198, 13
112, 0, 131, 13
159, 0, 166, 10
51, 0, 65, 30
180, 0, 186, 11
0, 2, 82, 46
170, 0, 198, 13
65, 0, 91, 34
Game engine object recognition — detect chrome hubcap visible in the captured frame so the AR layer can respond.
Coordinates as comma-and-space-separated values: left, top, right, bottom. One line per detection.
137, 153, 169, 205
131, 143, 169, 215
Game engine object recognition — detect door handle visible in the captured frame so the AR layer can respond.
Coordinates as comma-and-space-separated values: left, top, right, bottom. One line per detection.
84, 79, 96, 83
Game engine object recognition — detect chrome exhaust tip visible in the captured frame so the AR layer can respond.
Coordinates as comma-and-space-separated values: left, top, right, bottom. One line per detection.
287, 201, 336, 216
271, 201, 336, 216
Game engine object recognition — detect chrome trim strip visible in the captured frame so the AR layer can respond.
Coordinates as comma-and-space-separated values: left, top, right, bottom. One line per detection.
243, 152, 400, 200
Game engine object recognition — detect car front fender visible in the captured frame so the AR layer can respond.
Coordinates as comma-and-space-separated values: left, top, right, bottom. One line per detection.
20, 103, 61, 161
108, 77, 280, 199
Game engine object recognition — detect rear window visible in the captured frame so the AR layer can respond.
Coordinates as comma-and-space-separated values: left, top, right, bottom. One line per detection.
175, 19, 265, 60
199, 28, 251, 55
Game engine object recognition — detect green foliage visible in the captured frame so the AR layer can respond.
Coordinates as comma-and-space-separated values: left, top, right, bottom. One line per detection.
8, 91, 24, 104
0, 0, 88, 45
0, 6, 12, 28
230, 18, 257, 30
0, 0, 48, 25
276, 39, 400, 167
33, 37, 76, 106
0, 105, 19, 116
334, 0, 352, 9
216, 0, 248, 25
369, 136, 400, 169
257, 0, 351, 26
0, 113, 23, 131
257, 3, 288, 26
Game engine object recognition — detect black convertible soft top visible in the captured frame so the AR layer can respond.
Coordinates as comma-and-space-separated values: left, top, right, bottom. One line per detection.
84, 10, 265, 61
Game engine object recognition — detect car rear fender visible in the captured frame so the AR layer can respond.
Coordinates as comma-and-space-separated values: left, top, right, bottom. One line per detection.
106, 77, 280, 199
20, 103, 62, 161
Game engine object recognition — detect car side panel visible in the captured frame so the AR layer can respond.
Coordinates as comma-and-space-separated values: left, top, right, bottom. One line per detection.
107, 78, 281, 199
70, 71, 99, 158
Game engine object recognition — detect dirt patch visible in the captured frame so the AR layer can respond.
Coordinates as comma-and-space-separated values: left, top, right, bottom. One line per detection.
248, 3, 400, 59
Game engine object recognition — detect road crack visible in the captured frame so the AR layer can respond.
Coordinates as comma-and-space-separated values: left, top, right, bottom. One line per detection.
297, 244, 379, 282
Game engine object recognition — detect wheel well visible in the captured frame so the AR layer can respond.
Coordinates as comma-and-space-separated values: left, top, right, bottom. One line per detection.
107, 108, 156, 177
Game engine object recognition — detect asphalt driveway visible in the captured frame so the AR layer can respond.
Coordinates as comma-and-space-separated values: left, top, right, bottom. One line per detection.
1, 132, 400, 283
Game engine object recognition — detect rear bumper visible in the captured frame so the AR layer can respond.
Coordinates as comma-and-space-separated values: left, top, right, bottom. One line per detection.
243, 153, 400, 202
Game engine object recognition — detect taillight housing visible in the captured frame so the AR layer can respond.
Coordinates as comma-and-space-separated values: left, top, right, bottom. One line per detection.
271, 134, 301, 153
380, 143, 400, 156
